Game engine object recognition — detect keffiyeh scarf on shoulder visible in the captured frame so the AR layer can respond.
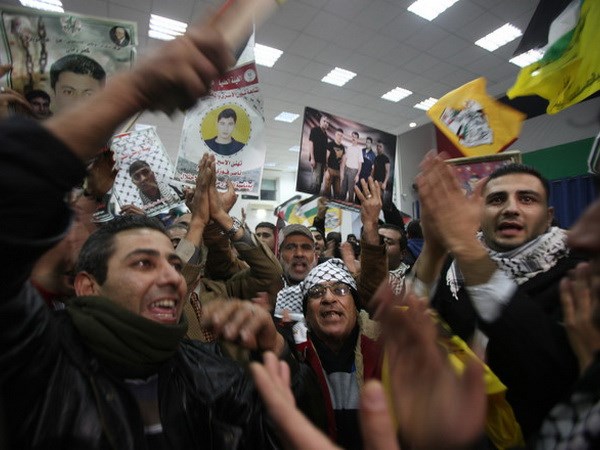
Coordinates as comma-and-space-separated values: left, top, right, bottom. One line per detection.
446, 227, 569, 300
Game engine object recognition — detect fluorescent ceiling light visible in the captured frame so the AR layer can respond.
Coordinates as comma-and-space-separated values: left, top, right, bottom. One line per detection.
274, 112, 299, 123
475, 23, 522, 52
407, 0, 460, 21
149, 14, 187, 41
409, 122, 417, 128
381, 87, 413, 102
321, 67, 356, 87
255, 43, 283, 67
509, 49, 545, 67
20, 0, 63, 12
264, 162, 277, 168
414, 97, 438, 111
288, 145, 300, 153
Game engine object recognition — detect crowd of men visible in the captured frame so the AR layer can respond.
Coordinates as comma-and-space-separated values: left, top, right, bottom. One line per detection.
1, 12, 600, 450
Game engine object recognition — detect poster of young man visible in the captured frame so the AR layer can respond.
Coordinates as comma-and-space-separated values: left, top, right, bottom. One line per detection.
0, 6, 136, 115
176, 35, 266, 197
296, 106, 397, 209
110, 128, 186, 219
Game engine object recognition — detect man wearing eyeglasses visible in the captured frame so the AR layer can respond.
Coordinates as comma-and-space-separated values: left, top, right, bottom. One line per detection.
298, 258, 382, 450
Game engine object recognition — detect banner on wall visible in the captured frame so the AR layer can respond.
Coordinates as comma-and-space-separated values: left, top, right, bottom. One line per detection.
110, 127, 186, 218
175, 35, 266, 197
296, 106, 397, 210
0, 6, 136, 114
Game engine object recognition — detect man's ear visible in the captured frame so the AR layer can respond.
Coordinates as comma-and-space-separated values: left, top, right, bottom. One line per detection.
74, 272, 100, 296
547, 206, 555, 229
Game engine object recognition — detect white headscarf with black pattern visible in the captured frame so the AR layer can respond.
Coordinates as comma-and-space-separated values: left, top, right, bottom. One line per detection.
275, 258, 357, 318
446, 226, 569, 299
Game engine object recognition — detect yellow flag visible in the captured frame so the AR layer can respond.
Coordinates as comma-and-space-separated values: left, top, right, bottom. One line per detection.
507, 0, 600, 114
427, 78, 526, 157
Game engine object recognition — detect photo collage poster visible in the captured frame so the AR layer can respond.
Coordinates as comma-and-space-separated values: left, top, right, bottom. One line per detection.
296, 106, 397, 210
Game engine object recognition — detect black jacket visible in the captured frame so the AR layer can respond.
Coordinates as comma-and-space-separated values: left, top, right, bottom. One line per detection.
430, 254, 584, 440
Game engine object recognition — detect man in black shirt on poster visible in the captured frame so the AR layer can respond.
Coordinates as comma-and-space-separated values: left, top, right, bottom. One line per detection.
372, 140, 391, 205
307, 113, 330, 194
324, 128, 345, 199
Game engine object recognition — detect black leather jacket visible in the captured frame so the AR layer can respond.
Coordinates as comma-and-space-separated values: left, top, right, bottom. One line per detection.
1, 282, 280, 450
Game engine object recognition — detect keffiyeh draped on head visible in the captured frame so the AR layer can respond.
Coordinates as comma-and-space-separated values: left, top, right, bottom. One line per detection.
447, 226, 569, 299
275, 258, 357, 318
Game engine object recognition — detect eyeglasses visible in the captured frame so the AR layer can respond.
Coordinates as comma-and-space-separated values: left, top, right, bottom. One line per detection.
307, 282, 351, 300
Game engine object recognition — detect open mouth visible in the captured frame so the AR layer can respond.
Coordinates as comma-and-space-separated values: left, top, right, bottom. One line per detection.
147, 299, 179, 323
321, 310, 343, 319
497, 222, 523, 236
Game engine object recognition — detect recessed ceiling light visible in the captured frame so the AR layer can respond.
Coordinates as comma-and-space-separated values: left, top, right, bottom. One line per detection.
288, 145, 300, 153
255, 43, 283, 67
409, 122, 417, 128
509, 49, 545, 67
414, 97, 438, 111
407, 0, 460, 21
475, 23, 522, 52
274, 112, 299, 123
381, 87, 413, 102
321, 67, 356, 87
20, 0, 63, 12
148, 14, 187, 41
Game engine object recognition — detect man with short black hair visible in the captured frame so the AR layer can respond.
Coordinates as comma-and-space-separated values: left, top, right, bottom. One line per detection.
204, 107, 245, 156
414, 155, 584, 439
255, 221, 277, 254
50, 54, 106, 112
378, 223, 409, 294
25, 89, 52, 119
307, 113, 330, 194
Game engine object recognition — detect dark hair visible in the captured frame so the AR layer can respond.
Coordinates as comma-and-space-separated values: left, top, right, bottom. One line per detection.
336, 128, 344, 133
217, 108, 237, 122
379, 223, 407, 250
76, 215, 167, 285
50, 54, 106, 90
128, 160, 151, 176
406, 219, 423, 239
326, 231, 342, 243
308, 226, 325, 241
256, 221, 276, 231
25, 89, 50, 102
366, 137, 373, 143
352, 131, 359, 138
485, 163, 550, 202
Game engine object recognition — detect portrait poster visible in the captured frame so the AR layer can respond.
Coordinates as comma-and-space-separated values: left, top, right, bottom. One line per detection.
0, 6, 136, 114
176, 35, 265, 197
296, 106, 397, 211
110, 128, 186, 217
447, 150, 522, 196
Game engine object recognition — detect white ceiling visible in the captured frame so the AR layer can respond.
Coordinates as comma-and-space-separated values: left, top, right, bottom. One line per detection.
2, 0, 540, 171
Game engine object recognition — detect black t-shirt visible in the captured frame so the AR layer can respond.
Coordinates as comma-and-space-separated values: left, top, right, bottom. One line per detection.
310, 127, 329, 164
327, 141, 345, 170
373, 153, 390, 182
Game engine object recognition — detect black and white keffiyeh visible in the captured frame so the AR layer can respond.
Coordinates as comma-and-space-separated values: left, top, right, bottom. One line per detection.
446, 226, 569, 299
275, 258, 357, 318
